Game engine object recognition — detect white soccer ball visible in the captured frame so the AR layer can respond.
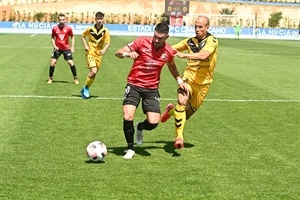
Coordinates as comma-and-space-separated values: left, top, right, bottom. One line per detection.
86, 141, 107, 161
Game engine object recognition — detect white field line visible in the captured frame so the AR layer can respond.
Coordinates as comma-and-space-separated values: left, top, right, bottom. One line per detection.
0, 95, 299, 103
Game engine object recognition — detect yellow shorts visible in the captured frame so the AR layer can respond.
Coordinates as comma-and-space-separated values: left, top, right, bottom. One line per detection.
187, 81, 210, 112
86, 54, 102, 69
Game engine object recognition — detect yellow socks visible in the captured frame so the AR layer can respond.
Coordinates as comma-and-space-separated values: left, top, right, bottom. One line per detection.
174, 104, 186, 140
168, 106, 175, 116
85, 76, 94, 88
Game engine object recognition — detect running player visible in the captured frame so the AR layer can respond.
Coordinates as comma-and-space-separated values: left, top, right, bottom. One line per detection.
81, 11, 111, 99
115, 23, 187, 159
161, 15, 219, 149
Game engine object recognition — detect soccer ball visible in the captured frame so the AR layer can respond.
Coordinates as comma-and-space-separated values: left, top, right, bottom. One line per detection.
86, 141, 107, 161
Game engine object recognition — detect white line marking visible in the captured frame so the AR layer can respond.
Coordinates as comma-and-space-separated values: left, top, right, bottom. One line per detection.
0, 95, 299, 103
30, 34, 36, 37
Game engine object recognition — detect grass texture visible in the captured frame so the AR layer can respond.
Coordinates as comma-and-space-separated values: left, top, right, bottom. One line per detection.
0, 34, 299, 200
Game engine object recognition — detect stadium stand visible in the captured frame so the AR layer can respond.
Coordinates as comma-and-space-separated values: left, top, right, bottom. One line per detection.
1, 0, 300, 6
0, 0, 299, 28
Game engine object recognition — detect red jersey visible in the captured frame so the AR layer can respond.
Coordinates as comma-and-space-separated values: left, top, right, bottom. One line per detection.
127, 37, 176, 89
51, 25, 74, 50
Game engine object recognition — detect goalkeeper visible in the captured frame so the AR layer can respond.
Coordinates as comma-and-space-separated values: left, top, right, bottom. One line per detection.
234, 22, 242, 40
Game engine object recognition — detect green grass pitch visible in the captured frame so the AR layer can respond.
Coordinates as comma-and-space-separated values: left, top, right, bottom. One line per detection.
0, 33, 299, 199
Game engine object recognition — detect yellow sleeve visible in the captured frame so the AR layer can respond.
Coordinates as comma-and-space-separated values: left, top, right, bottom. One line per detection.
82, 27, 91, 37
202, 36, 218, 54
171, 38, 189, 52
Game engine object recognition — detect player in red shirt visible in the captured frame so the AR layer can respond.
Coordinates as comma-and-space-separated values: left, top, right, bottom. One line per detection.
115, 23, 188, 159
47, 13, 79, 84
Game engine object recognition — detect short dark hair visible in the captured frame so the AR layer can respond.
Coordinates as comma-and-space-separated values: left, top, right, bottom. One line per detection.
58, 13, 65, 18
155, 23, 169, 34
95, 12, 104, 18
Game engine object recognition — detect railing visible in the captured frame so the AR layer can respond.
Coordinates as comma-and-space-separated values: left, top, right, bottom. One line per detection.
1, 0, 300, 6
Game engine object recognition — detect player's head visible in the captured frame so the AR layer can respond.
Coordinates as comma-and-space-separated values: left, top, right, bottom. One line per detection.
194, 15, 210, 39
153, 23, 169, 49
58, 13, 66, 27
95, 12, 105, 24
95, 12, 104, 18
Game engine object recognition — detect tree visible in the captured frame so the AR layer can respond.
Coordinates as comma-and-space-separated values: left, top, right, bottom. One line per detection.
268, 12, 282, 28
219, 8, 235, 15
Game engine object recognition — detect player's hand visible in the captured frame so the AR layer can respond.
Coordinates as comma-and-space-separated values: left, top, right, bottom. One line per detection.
179, 82, 188, 91
84, 45, 90, 51
100, 49, 106, 55
71, 47, 75, 53
176, 52, 185, 58
128, 51, 139, 59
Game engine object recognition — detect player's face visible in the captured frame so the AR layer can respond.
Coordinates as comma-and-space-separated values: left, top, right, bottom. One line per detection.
195, 17, 209, 39
95, 16, 104, 25
58, 16, 65, 27
152, 31, 169, 49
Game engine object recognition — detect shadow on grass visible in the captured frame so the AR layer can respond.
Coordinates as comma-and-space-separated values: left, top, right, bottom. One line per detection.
106, 146, 159, 157
107, 141, 194, 158
84, 159, 106, 164
71, 94, 100, 99
46, 80, 70, 84
153, 140, 195, 157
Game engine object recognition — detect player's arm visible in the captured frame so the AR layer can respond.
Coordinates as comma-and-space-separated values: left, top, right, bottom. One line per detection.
51, 32, 58, 50
166, 60, 187, 90
70, 35, 75, 53
176, 50, 211, 60
115, 45, 139, 59
100, 33, 111, 55
81, 33, 89, 51
100, 42, 110, 55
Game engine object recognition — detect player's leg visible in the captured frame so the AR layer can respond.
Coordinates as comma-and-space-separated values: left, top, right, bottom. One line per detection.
182, 84, 210, 141
82, 66, 97, 98
122, 85, 140, 159
186, 84, 210, 120
86, 56, 101, 87
64, 50, 79, 84
123, 104, 137, 159
160, 103, 175, 123
185, 102, 196, 120
161, 79, 190, 123
48, 49, 60, 83
173, 87, 189, 149
135, 89, 160, 145
81, 56, 101, 98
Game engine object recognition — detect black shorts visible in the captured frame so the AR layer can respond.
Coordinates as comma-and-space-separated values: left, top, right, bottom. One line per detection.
123, 84, 161, 114
51, 49, 73, 60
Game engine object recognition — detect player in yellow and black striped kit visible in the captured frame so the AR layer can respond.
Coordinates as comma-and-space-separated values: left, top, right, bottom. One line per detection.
81, 11, 110, 99
161, 15, 219, 149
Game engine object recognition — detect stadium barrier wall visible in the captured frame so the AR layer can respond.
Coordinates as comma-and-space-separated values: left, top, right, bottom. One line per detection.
0, 22, 299, 40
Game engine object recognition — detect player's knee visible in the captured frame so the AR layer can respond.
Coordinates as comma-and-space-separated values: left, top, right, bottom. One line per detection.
178, 95, 188, 106
123, 114, 134, 121
143, 120, 158, 130
91, 67, 98, 75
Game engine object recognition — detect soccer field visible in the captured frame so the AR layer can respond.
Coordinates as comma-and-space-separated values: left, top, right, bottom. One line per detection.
0, 34, 299, 199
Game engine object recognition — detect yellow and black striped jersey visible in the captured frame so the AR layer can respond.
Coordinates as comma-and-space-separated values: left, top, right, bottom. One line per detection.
172, 33, 218, 85
82, 25, 110, 57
